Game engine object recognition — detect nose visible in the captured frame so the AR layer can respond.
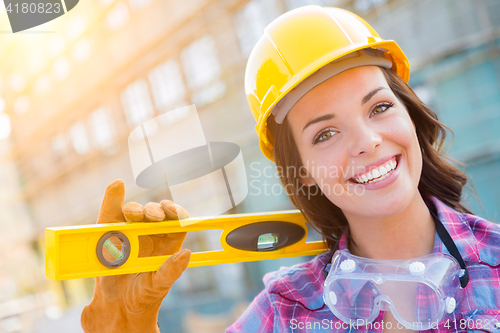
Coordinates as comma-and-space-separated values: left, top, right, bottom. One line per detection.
348, 122, 382, 156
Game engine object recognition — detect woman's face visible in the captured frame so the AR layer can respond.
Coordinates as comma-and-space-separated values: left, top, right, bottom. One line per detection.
287, 66, 422, 220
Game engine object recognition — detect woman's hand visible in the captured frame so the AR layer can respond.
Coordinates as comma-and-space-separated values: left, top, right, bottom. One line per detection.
81, 179, 191, 333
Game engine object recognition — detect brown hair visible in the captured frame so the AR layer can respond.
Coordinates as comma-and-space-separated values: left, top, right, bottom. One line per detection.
268, 67, 473, 251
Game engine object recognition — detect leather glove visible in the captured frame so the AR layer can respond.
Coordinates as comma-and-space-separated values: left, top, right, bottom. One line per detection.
81, 179, 191, 333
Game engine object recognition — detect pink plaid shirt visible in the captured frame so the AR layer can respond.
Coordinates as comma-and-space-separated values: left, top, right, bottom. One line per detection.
226, 197, 500, 332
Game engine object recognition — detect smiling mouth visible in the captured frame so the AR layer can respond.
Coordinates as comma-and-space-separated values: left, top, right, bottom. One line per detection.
350, 155, 401, 185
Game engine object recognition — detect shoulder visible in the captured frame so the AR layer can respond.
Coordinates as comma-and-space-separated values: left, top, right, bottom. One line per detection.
262, 252, 331, 311
453, 213, 500, 314
463, 212, 500, 267
428, 196, 500, 266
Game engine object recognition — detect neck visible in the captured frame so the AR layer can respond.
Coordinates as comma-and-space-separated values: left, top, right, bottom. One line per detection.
345, 192, 436, 260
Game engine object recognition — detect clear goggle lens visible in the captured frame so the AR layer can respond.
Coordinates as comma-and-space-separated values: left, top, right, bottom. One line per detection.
326, 280, 445, 328
324, 250, 463, 330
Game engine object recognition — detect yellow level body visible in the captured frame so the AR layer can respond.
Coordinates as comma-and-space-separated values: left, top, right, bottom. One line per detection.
45, 210, 327, 281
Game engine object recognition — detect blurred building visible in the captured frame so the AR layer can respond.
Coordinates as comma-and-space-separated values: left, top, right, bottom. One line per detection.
0, 0, 498, 332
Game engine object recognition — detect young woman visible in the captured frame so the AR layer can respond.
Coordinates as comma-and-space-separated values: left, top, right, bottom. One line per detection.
82, 5, 500, 333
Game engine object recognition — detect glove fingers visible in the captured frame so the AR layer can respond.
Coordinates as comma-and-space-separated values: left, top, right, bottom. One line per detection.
144, 202, 166, 222
126, 202, 187, 257
97, 180, 126, 224
125, 249, 191, 313
160, 200, 189, 220
123, 202, 144, 222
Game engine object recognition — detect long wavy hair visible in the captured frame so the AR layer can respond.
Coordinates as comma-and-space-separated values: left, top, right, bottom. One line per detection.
268, 67, 473, 251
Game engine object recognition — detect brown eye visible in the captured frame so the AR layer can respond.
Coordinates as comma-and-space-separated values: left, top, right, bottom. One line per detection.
371, 102, 394, 116
313, 129, 337, 144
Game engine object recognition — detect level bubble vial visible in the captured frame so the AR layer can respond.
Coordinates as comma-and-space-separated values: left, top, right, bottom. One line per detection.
103, 239, 124, 261
257, 233, 279, 251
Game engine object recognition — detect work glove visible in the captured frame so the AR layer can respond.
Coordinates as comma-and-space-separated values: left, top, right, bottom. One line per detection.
81, 179, 191, 333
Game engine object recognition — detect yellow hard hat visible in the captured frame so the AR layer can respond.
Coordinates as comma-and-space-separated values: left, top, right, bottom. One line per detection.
245, 5, 410, 162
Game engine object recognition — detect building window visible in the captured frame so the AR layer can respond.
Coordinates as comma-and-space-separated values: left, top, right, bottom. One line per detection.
235, 0, 281, 57
13, 96, 30, 115
181, 35, 221, 90
34, 74, 52, 95
47, 34, 67, 58
65, 14, 88, 41
100, 0, 116, 6
148, 59, 186, 112
72, 38, 92, 63
128, 0, 152, 10
181, 35, 225, 106
353, 0, 388, 13
121, 79, 155, 127
51, 134, 68, 156
88, 107, 117, 152
52, 57, 71, 81
8, 73, 26, 92
106, 2, 130, 31
69, 121, 90, 155
0, 113, 11, 140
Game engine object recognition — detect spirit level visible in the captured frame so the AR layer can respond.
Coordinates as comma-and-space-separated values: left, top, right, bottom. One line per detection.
45, 210, 327, 281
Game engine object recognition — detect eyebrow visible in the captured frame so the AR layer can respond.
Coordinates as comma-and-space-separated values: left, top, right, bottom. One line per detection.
302, 114, 335, 133
362, 87, 388, 105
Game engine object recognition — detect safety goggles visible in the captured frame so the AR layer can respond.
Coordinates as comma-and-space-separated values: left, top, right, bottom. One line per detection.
323, 211, 469, 330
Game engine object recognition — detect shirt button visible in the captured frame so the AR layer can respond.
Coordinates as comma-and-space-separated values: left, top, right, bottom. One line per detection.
495, 322, 500, 329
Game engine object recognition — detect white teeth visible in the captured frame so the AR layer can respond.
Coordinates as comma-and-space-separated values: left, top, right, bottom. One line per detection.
353, 157, 399, 184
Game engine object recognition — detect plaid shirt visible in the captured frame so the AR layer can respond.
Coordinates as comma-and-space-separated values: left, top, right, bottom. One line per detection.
226, 197, 500, 332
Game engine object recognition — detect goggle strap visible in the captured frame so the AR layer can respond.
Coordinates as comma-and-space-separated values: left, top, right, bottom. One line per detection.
431, 210, 470, 288
323, 239, 340, 279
